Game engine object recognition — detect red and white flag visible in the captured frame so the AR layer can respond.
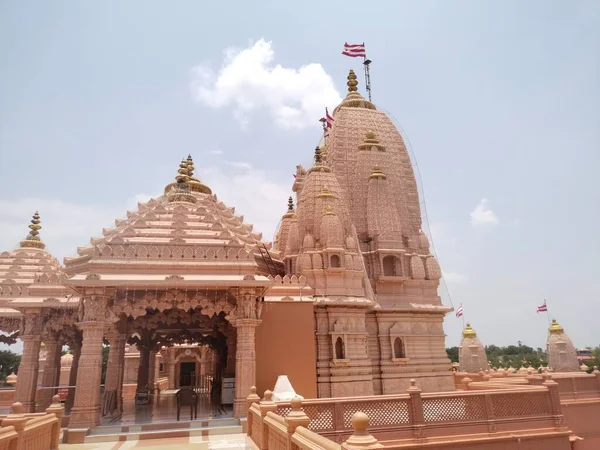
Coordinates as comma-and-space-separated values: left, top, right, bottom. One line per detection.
455, 303, 464, 318
342, 42, 366, 58
325, 108, 334, 128
536, 299, 548, 313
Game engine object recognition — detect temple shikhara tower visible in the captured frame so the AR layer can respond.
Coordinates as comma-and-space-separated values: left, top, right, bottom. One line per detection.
0, 70, 453, 435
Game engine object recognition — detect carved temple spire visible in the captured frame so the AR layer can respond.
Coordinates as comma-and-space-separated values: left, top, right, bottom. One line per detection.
309, 147, 330, 174
167, 159, 197, 204
20, 211, 46, 250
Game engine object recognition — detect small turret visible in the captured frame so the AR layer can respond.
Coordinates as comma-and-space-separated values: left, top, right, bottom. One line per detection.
547, 319, 579, 372
167, 159, 197, 204
458, 323, 490, 373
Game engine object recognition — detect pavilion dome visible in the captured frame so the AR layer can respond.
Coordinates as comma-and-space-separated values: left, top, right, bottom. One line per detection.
0, 212, 73, 308
64, 156, 281, 284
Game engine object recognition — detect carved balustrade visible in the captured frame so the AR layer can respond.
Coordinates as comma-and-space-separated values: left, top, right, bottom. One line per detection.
0, 396, 64, 450
247, 378, 569, 447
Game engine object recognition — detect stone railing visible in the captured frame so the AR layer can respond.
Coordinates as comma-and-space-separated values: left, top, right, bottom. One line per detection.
246, 378, 569, 447
0, 396, 63, 450
455, 370, 600, 401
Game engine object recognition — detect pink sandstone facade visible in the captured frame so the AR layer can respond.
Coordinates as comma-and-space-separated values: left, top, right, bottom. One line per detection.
0, 70, 598, 449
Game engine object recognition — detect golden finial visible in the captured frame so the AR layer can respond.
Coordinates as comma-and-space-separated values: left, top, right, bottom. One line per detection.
462, 323, 476, 338
359, 130, 385, 151
347, 69, 358, 92
287, 196, 294, 212
314, 146, 322, 164
324, 205, 335, 215
549, 319, 564, 334
369, 164, 387, 180
20, 211, 46, 249
176, 159, 190, 184
186, 154, 195, 177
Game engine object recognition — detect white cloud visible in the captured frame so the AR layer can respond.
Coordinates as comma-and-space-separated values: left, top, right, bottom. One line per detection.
470, 198, 499, 227
225, 161, 254, 171
190, 39, 342, 130
210, 149, 224, 155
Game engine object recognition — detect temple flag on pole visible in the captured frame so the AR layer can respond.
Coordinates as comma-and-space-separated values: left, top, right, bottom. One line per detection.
455, 303, 464, 318
342, 42, 366, 58
537, 299, 548, 313
325, 108, 334, 128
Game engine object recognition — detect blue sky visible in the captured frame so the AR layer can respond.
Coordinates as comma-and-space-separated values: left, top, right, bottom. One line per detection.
1, 0, 598, 351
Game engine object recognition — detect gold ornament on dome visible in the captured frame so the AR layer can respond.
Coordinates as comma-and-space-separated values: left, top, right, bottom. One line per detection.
20, 211, 46, 249
548, 319, 564, 334
462, 323, 477, 338
358, 130, 385, 151
317, 186, 335, 199
335, 69, 376, 111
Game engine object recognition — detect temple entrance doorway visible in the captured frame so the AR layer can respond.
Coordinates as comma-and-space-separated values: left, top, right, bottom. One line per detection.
179, 362, 195, 387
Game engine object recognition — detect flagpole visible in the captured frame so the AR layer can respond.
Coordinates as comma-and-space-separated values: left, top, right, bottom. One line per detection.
362, 44, 372, 102
545, 302, 551, 327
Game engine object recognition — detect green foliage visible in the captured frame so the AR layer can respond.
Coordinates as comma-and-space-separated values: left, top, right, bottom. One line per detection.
0, 350, 21, 382
446, 343, 548, 369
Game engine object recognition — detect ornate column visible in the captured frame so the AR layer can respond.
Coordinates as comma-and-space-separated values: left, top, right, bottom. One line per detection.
69, 297, 114, 429
103, 319, 127, 415
15, 312, 44, 412
231, 291, 262, 418
65, 334, 82, 413
38, 332, 62, 411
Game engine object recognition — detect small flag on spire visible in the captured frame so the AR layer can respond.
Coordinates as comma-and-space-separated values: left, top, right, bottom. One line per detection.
342, 42, 366, 58
536, 299, 548, 313
325, 108, 334, 128
455, 303, 464, 318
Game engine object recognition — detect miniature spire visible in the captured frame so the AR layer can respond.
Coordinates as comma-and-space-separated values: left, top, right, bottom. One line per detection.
347, 69, 358, 92
287, 196, 294, 212
168, 159, 197, 203
369, 165, 387, 180
324, 205, 335, 215
314, 146, 322, 164
20, 211, 46, 249
317, 186, 335, 199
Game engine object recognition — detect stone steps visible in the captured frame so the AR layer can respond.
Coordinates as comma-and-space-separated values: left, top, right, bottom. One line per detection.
85, 417, 242, 443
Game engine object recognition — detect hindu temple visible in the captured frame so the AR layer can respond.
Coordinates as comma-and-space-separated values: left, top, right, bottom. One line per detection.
1, 70, 598, 450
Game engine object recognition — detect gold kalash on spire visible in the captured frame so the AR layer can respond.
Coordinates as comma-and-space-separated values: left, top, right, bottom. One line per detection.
335, 69, 376, 111
20, 211, 46, 250
166, 159, 197, 204
164, 155, 212, 202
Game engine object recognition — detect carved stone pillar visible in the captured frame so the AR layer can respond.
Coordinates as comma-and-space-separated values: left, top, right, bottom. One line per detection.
136, 344, 151, 393
15, 313, 43, 412
38, 334, 62, 411
232, 318, 261, 418
65, 337, 82, 413
69, 321, 106, 429
104, 328, 127, 415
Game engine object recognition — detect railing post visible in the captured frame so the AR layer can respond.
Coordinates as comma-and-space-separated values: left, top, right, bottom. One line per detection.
462, 376, 473, 390
593, 367, 600, 393
1, 402, 28, 449
259, 390, 278, 450
407, 379, 425, 440
247, 386, 261, 437
46, 395, 64, 450
285, 397, 310, 449
542, 374, 567, 430
483, 394, 496, 433
341, 412, 383, 450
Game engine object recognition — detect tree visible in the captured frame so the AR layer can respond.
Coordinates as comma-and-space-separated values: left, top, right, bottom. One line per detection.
0, 350, 21, 383
446, 347, 459, 363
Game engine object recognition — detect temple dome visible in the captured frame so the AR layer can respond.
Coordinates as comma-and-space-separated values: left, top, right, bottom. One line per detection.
0, 212, 73, 308
64, 156, 281, 283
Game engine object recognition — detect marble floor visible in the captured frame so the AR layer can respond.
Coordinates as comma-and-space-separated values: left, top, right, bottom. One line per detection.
59, 432, 253, 450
